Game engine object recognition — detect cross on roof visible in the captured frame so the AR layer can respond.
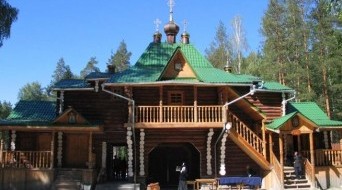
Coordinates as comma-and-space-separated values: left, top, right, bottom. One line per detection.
154, 18, 161, 32
183, 20, 187, 32
167, 0, 175, 21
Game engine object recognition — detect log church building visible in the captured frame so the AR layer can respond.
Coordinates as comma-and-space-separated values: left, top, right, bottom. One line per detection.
1, 2, 342, 189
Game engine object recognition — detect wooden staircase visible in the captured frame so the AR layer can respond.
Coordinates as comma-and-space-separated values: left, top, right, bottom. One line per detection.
283, 166, 311, 190
228, 114, 270, 170
51, 169, 82, 190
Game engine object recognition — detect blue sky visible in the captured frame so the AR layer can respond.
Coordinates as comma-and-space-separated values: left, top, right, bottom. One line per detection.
0, 0, 268, 105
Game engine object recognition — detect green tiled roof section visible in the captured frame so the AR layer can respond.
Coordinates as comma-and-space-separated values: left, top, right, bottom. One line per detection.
0, 101, 56, 126
109, 42, 254, 84
86, 72, 113, 79
267, 112, 297, 130
54, 79, 91, 89
194, 68, 252, 83
262, 81, 293, 91
288, 102, 342, 127
108, 66, 165, 83
135, 43, 177, 67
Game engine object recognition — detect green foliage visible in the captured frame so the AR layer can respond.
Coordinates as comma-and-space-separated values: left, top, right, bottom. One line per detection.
0, 0, 18, 47
205, 21, 232, 70
107, 40, 132, 72
0, 100, 12, 119
17, 82, 49, 101
47, 58, 74, 94
80, 57, 100, 78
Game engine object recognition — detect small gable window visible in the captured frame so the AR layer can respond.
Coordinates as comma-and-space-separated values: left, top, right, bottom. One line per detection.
168, 91, 183, 105
68, 111, 76, 124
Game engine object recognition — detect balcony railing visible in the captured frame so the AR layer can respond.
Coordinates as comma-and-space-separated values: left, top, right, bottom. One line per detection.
136, 105, 224, 123
0, 150, 52, 169
302, 149, 342, 166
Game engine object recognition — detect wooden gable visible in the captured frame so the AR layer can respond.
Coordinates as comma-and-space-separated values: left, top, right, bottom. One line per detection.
161, 50, 197, 80
281, 114, 316, 134
53, 107, 90, 125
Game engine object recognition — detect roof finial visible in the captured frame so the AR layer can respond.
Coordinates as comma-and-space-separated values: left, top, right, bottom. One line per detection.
183, 19, 187, 33
167, 0, 175, 22
154, 18, 161, 32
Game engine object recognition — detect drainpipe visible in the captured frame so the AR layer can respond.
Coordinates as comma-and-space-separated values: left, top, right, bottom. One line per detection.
214, 85, 256, 178
281, 92, 296, 116
101, 84, 137, 187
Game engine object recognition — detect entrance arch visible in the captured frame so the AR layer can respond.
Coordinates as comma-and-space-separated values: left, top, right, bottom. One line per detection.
148, 143, 200, 187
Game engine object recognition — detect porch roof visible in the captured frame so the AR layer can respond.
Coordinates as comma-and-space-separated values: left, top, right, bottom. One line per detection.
0, 100, 56, 126
266, 102, 342, 130
0, 101, 102, 131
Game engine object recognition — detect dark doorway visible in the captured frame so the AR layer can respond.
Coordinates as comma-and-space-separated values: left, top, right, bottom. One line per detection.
107, 144, 128, 181
148, 143, 200, 188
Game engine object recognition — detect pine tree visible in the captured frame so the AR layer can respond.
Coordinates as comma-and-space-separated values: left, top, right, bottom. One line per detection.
0, 0, 18, 47
80, 57, 100, 78
205, 21, 232, 70
107, 40, 132, 72
261, 0, 287, 84
0, 100, 12, 119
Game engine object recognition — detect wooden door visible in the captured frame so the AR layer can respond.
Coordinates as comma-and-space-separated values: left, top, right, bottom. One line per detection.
64, 134, 89, 168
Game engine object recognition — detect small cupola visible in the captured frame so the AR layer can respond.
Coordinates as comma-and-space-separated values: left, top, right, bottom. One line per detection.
181, 20, 190, 44
153, 18, 162, 43
164, 0, 179, 44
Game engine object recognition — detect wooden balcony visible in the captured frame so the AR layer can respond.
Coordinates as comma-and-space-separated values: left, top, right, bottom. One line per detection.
135, 105, 224, 128
302, 149, 342, 166
0, 150, 52, 169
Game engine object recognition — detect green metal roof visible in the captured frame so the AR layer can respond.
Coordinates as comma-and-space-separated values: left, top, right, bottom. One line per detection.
267, 102, 342, 130
107, 42, 254, 84
85, 72, 113, 80
261, 81, 293, 91
267, 112, 297, 130
53, 79, 92, 89
288, 102, 342, 127
0, 101, 56, 126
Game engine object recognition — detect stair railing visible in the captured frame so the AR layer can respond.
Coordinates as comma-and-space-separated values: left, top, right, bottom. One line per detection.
230, 114, 264, 156
304, 158, 314, 187
270, 150, 283, 187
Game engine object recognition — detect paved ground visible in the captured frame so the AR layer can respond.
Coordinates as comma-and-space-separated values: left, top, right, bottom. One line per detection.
94, 181, 179, 190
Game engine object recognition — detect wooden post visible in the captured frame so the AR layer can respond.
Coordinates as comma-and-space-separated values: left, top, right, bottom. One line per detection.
88, 132, 93, 169
159, 86, 163, 122
279, 133, 284, 186
269, 133, 273, 163
194, 86, 197, 123
50, 131, 55, 169
262, 119, 267, 158
309, 132, 315, 186
297, 135, 301, 152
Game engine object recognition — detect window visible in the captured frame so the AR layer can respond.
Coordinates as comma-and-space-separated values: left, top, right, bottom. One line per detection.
68, 111, 76, 124
168, 91, 183, 105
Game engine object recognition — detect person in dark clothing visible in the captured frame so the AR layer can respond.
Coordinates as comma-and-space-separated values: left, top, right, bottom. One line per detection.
246, 165, 256, 177
178, 162, 188, 190
293, 151, 303, 179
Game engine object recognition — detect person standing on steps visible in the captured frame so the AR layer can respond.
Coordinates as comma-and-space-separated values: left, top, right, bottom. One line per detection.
293, 151, 303, 179
178, 162, 188, 190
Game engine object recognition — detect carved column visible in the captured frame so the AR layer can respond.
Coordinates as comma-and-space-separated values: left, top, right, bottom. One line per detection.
101, 142, 106, 168
57, 132, 63, 167
219, 132, 228, 176
127, 127, 134, 177
139, 129, 145, 176
279, 132, 284, 186
10, 130, 16, 151
206, 129, 214, 175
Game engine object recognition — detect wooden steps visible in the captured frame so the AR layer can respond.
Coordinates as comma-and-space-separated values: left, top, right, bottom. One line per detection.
51, 169, 82, 190
283, 166, 311, 189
